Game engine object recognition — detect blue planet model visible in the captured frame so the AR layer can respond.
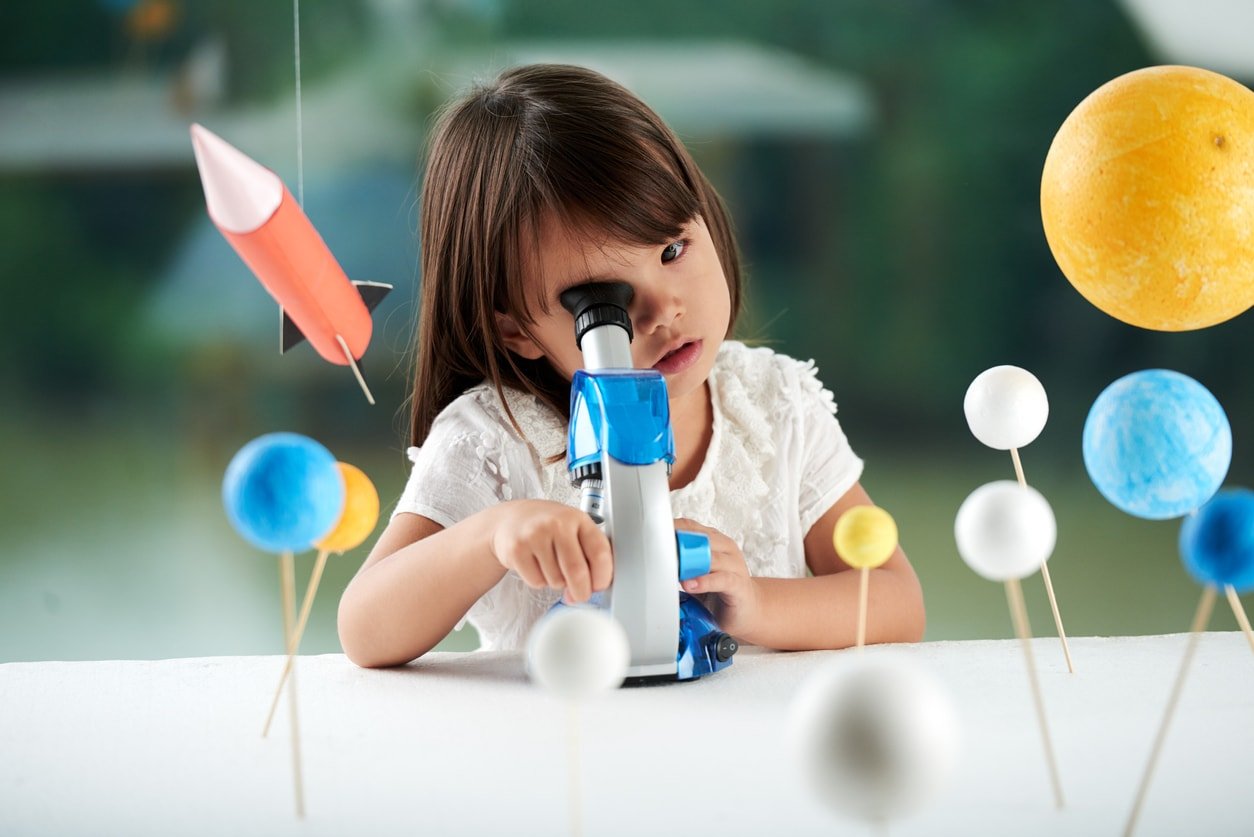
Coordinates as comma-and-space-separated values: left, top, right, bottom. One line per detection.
1179, 489, 1254, 593
222, 432, 345, 553
1082, 369, 1231, 520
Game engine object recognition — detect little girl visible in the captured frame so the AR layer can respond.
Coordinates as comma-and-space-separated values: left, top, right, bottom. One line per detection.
338, 64, 925, 667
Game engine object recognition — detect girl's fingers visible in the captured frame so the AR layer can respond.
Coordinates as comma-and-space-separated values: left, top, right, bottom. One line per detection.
579, 519, 614, 592
705, 545, 749, 575
674, 517, 706, 531
555, 529, 591, 602
533, 540, 564, 590
676, 518, 735, 553
682, 570, 739, 595
511, 551, 547, 589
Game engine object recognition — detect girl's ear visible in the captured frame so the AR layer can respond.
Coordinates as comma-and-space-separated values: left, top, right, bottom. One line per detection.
494, 312, 545, 360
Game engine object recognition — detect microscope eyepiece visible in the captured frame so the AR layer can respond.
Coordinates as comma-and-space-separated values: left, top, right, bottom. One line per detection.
560, 281, 635, 348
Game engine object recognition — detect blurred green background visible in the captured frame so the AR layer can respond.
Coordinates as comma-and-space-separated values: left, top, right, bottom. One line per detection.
1, 0, 1251, 662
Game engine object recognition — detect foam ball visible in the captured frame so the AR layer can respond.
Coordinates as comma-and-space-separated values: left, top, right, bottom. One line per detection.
1041, 66, 1254, 331
789, 656, 960, 823
964, 366, 1049, 450
1179, 489, 1254, 593
1083, 370, 1231, 520
222, 433, 344, 553
955, 481, 1056, 582
527, 608, 630, 700
315, 463, 380, 554
834, 506, 898, 570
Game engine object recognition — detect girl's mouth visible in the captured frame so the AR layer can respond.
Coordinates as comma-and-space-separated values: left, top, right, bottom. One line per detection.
652, 339, 702, 375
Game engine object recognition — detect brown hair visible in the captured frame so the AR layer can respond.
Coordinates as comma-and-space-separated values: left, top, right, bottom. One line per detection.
409, 63, 743, 447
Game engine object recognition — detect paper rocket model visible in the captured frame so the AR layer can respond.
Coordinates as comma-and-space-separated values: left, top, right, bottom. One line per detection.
189, 123, 391, 403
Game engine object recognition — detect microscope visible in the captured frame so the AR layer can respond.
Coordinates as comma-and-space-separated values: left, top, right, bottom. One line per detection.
557, 281, 738, 684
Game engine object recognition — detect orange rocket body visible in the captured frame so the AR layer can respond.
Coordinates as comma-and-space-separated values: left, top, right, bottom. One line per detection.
220, 184, 373, 364
190, 123, 390, 368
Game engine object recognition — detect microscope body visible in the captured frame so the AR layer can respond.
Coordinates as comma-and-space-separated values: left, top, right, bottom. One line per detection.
560, 283, 736, 683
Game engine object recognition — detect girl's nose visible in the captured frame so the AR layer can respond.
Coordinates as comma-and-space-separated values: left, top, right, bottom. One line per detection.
632, 281, 683, 335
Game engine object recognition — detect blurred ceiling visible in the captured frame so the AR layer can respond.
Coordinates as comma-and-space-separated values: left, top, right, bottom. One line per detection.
0, 39, 870, 174
1119, 0, 1254, 80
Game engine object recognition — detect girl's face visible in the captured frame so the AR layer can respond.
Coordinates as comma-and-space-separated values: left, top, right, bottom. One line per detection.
498, 214, 732, 408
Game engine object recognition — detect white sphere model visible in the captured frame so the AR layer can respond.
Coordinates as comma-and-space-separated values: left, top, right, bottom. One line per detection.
526, 607, 630, 700
964, 366, 1049, 450
955, 481, 1057, 581
789, 656, 960, 823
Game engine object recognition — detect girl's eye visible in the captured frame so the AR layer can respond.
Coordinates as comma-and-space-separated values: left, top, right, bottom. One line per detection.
661, 239, 686, 264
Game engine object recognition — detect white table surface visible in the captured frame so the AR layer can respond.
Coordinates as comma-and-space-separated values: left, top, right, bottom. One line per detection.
2, 633, 1252, 836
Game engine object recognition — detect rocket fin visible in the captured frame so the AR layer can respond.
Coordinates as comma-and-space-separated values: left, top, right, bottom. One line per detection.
280, 307, 308, 354
353, 280, 393, 313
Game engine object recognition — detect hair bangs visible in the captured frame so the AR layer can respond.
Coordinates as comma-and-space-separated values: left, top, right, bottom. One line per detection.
546, 141, 700, 251
515, 136, 701, 318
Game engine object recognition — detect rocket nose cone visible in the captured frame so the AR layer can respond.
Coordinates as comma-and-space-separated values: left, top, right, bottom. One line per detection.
189, 121, 210, 146
189, 123, 283, 234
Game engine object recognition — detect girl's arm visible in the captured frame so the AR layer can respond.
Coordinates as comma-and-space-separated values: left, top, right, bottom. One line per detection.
338, 510, 507, 668
744, 481, 925, 650
677, 480, 925, 651
339, 499, 614, 667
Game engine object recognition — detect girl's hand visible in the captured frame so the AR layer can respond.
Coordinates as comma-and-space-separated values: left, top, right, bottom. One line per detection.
488, 500, 613, 603
674, 518, 761, 638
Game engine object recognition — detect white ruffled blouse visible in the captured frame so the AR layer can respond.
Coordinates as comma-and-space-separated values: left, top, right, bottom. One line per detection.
394, 340, 864, 651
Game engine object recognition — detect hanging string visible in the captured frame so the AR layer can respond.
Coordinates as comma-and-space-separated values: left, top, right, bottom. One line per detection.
293, 0, 304, 207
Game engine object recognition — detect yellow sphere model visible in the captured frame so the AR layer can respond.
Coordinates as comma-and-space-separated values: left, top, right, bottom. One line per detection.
1041, 65, 1254, 331
315, 462, 380, 553
834, 506, 898, 570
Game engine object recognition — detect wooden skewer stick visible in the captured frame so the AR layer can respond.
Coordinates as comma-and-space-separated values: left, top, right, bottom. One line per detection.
1005, 577, 1065, 809
335, 333, 375, 405
1225, 585, 1254, 656
1123, 586, 1216, 837
568, 701, 583, 837
856, 566, 870, 649
278, 551, 306, 818
1010, 447, 1075, 674
263, 549, 331, 737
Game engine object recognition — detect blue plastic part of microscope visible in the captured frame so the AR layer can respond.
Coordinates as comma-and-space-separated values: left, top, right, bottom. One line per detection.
544, 591, 733, 681
676, 593, 734, 680
676, 530, 712, 581
567, 369, 676, 472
